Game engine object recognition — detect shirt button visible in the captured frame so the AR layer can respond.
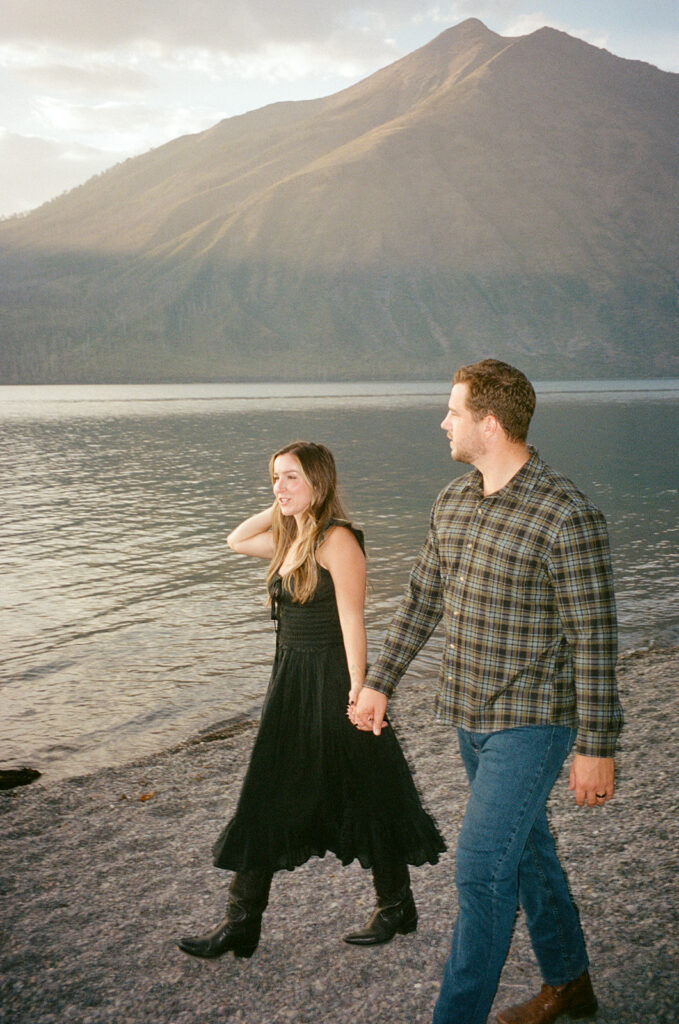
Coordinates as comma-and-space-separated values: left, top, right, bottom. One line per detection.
459, 575, 465, 582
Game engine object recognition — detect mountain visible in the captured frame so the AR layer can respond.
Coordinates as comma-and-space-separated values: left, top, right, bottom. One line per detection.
1, 18, 678, 383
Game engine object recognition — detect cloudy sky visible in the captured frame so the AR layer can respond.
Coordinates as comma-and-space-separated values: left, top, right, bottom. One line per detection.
1, 0, 677, 218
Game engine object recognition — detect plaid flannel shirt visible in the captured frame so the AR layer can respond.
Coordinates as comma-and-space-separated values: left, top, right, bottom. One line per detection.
366, 448, 623, 757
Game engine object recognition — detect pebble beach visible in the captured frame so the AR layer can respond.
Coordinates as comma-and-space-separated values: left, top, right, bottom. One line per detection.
1, 647, 677, 1024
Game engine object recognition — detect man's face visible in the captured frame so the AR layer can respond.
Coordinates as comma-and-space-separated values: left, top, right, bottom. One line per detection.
440, 382, 487, 464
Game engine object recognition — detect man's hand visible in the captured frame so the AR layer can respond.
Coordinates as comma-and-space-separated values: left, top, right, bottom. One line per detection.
568, 754, 615, 807
353, 688, 388, 735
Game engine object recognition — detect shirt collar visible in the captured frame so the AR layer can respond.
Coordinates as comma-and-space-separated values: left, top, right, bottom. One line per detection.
460, 446, 543, 499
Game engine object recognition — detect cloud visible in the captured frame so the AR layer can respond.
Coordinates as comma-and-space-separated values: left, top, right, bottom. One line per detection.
1, 1, 676, 74
3, 49, 152, 97
31, 94, 224, 152
0, 129, 115, 216
194, 36, 395, 86
0, 0, 416, 53
0, 89, 227, 217
0, 5, 405, 122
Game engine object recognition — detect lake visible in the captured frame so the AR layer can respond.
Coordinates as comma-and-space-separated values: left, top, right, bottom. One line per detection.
1, 379, 678, 782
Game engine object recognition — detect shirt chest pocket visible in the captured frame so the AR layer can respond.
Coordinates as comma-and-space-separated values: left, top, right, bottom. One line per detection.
438, 537, 469, 578
455, 530, 549, 592
483, 545, 551, 608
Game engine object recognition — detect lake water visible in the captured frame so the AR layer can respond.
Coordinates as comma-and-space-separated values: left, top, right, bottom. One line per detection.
1, 379, 678, 782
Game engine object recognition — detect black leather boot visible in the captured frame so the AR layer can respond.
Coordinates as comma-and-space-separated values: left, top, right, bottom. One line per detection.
177, 868, 272, 960
343, 861, 417, 946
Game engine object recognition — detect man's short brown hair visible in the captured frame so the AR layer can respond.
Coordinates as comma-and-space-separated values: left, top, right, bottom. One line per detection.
453, 359, 536, 442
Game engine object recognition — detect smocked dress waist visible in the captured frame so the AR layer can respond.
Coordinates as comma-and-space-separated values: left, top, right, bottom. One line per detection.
270, 569, 344, 650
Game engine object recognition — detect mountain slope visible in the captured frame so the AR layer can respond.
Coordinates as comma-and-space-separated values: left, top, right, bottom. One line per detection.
1, 18, 677, 382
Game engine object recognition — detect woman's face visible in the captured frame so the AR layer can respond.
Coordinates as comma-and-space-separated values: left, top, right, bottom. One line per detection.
272, 453, 314, 520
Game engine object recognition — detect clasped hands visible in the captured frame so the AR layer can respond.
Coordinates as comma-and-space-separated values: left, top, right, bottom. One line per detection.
348, 689, 615, 809
347, 687, 388, 733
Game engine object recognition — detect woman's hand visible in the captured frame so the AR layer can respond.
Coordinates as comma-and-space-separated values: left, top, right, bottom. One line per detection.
347, 684, 362, 724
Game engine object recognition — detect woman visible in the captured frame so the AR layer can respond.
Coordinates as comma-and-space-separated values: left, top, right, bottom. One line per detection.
177, 441, 444, 960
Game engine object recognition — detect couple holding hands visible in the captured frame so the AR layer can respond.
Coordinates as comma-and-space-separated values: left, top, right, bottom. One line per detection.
178, 359, 622, 1024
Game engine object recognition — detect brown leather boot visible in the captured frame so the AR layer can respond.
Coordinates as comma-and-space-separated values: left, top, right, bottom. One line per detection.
495, 970, 598, 1024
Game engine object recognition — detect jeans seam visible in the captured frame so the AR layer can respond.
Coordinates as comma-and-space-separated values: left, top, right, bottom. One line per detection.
445, 726, 580, 1024
490, 726, 557, 885
527, 828, 589, 984
527, 832, 575, 981
467, 728, 558, 1023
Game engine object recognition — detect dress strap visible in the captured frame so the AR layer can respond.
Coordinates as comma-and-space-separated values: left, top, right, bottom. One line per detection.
317, 517, 365, 555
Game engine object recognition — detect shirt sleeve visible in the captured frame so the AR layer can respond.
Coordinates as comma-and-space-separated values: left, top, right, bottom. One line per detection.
548, 505, 624, 757
365, 502, 444, 697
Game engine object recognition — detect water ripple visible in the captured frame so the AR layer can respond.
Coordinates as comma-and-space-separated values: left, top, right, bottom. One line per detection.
1, 384, 677, 781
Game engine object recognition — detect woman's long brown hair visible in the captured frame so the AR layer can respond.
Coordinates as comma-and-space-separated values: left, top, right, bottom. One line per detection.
266, 441, 349, 603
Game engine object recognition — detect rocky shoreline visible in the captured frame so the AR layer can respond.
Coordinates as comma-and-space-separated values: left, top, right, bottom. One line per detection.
1, 647, 677, 1024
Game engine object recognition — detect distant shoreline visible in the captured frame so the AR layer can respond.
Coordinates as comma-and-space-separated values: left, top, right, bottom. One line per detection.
2, 376, 679, 396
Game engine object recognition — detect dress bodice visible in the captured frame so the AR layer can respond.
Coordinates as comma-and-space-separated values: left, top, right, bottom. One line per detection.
268, 520, 364, 650
269, 567, 344, 649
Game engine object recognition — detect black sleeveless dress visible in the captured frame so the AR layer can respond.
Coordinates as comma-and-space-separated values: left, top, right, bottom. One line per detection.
212, 526, 445, 874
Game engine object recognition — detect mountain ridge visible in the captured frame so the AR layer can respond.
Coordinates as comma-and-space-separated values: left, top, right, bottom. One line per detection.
1, 19, 677, 383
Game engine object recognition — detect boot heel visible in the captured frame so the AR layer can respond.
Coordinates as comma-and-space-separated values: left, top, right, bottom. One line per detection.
397, 916, 418, 935
344, 888, 418, 946
496, 971, 598, 1024
569, 1003, 598, 1020
233, 941, 258, 959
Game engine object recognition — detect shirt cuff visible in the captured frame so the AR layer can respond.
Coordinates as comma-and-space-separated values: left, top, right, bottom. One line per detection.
364, 665, 397, 698
575, 729, 618, 758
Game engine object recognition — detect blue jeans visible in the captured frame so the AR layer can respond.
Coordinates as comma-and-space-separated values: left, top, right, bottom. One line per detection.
432, 726, 589, 1024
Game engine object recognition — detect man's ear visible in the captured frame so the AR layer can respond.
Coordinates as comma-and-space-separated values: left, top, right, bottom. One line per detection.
483, 413, 500, 439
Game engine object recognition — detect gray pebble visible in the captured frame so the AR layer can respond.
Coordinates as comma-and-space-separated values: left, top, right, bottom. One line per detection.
1, 648, 677, 1023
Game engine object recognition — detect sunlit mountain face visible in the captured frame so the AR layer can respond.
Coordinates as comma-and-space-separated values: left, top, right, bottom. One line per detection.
1, 18, 678, 384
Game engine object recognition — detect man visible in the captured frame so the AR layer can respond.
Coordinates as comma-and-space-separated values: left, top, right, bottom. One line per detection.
354, 359, 623, 1024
